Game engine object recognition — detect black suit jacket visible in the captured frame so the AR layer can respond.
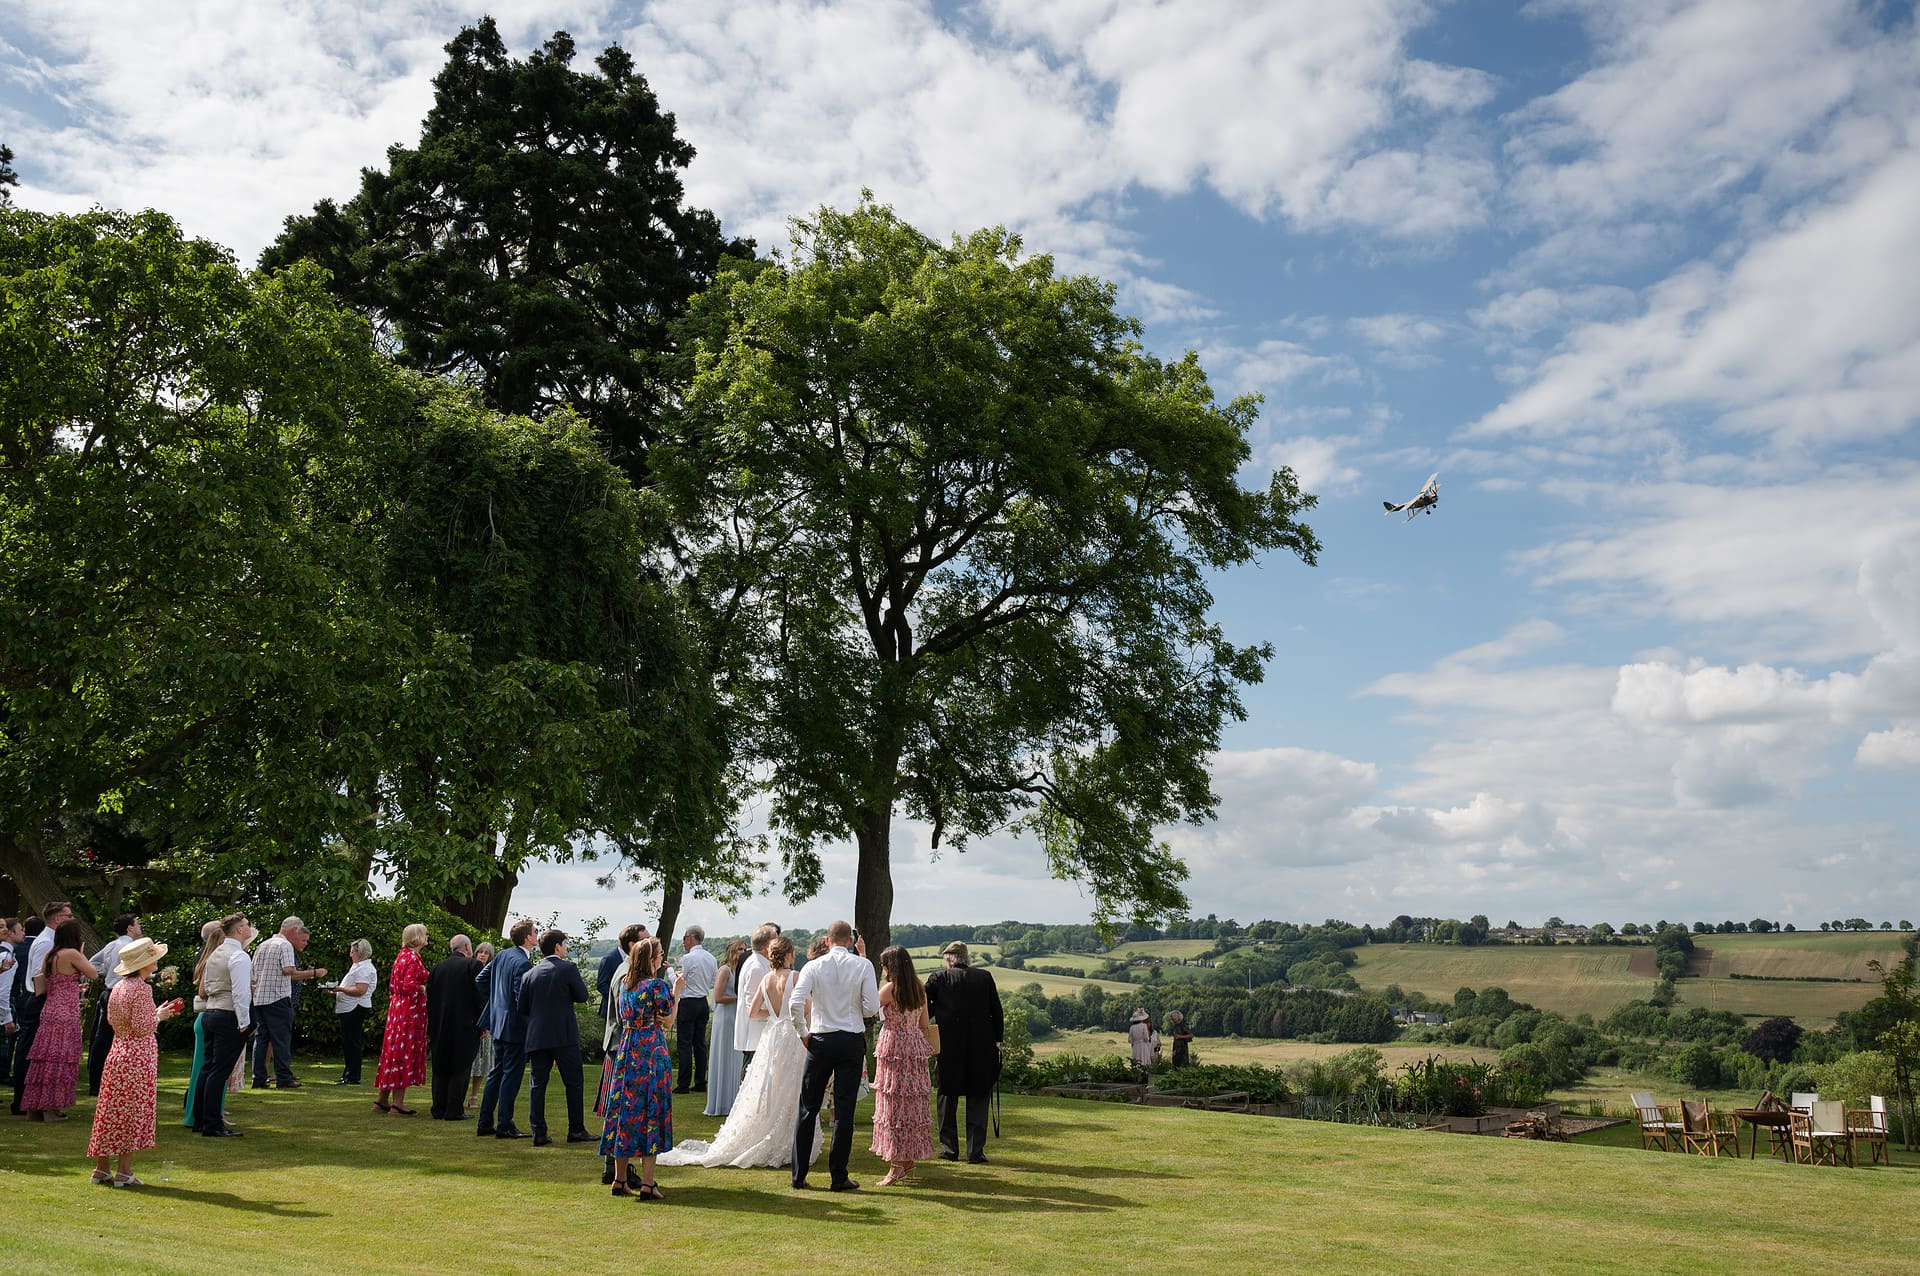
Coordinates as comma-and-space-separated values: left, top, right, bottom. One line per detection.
924, 964, 1004, 1095
427, 953, 484, 1049
516, 956, 590, 1055
596, 948, 624, 1021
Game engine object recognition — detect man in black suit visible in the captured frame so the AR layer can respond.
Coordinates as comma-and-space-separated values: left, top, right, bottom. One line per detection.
517, 929, 592, 1147
924, 941, 1004, 1164
597, 923, 646, 1022
426, 934, 485, 1120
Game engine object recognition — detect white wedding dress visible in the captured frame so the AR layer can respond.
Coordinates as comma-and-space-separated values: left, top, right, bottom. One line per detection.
658, 971, 822, 1169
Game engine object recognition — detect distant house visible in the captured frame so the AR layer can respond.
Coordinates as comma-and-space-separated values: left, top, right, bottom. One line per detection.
1392, 1008, 1448, 1026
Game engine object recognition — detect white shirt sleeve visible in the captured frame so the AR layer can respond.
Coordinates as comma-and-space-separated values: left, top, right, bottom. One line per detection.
231, 949, 253, 1030
787, 962, 813, 1037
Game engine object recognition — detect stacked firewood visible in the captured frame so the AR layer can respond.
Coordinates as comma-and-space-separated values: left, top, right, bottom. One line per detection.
1502, 1114, 1570, 1141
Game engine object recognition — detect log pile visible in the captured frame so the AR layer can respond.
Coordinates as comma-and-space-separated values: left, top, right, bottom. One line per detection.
1502, 1114, 1570, 1141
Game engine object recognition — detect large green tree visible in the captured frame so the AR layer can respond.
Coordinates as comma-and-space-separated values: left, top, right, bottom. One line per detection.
0, 145, 16, 205
0, 207, 731, 934
663, 200, 1320, 952
262, 18, 747, 472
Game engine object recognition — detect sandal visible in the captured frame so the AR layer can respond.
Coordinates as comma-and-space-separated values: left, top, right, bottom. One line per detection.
610, 1183, 637, 1198
110, 1174, 145, 1188
372, 1099, 391, 1113
639, 1183, 664, 1201
389, 1105, 417, 1116
90, 1169, 112, 1185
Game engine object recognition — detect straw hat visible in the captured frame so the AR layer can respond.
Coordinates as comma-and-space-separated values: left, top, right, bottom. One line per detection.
112, 936, 169, 977
1129, 1007, 1150, 1023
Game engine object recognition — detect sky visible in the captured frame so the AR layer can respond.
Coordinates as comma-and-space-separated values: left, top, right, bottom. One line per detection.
6, 0, 1920, 935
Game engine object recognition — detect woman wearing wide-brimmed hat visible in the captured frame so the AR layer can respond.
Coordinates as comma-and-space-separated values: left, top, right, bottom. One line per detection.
87, 936, 184, 1187
1128, 1008, 1156, 1070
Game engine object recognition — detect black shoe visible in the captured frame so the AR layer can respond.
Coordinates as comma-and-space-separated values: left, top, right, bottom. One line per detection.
496, 1128, 530, 1140
672, 1086, 690, 1094
691, 1084, 706, 1093
276, 1079, 303, 1089
791, 1178, 810, 1190
249, 1081, 268, 1090
602, 1166, 615, 1185
566, 1130, 594, 1143
475, 1126, 495, 1137
200, 1128, 244, 1138
334, 1078, 356, 1086
448, 1112, 472, 1121
532, 1135, 553, 1147
967, 1155, 990, 1164
830, 1178, 860, 1192
938, 1151, 959, 1161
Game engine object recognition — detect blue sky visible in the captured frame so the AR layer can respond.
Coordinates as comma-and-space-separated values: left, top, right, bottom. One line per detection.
6, 1, 1920, 934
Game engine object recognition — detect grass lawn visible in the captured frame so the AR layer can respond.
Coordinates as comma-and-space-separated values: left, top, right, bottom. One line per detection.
1034, 1028, 1497, 1069
1, 1052, 1913, 1274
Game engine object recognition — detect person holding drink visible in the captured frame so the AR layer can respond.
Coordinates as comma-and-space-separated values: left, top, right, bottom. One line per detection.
87, 937, 182, 1186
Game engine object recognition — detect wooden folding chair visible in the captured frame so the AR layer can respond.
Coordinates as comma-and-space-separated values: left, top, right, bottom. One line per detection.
1848, 1096, 1890, 1168
1681, 1099, 1739, 1157
1633, 1091, 1682, 1151
1792, 1100, 1853, 1166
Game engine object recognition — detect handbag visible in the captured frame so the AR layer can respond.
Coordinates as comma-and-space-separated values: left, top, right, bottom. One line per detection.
924, 1016, 941, 1055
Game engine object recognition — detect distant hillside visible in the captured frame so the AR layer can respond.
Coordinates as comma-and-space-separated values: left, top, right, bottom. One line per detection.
1348, 932, 1907, 1025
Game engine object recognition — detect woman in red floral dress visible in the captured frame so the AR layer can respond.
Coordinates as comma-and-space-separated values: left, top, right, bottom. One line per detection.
374, 923, 431, 1115
869, 945, 936, 1187
87, 937, 181, 1187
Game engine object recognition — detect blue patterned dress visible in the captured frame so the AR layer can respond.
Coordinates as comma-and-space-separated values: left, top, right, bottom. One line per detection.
599, 978, 675, 1158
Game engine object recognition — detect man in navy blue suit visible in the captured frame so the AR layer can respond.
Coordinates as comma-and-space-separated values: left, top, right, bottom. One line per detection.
474, 919, 536, 1139
517, 928, 592, 1147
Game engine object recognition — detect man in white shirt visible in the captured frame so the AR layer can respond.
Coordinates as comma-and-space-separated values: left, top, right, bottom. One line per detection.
193, 916, 255, 1137
785, 920, 877, 1191
0, 917, 19, 1082
86, 913, 141, 1096
10, 901, 71, 1115
733, 924, 777, 1070
673, 926, 719, 1094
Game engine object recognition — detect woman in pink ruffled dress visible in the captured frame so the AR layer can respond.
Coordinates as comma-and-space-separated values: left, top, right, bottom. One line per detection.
869, 945, 936, 1187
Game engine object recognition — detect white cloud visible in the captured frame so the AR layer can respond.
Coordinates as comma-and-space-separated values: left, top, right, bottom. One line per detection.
1856, 726, 1920, 770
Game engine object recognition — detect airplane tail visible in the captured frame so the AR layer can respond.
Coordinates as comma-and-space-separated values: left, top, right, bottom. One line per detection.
1383, 500, 1403, 513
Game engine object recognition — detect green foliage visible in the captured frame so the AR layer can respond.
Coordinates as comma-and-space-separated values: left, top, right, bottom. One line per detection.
264, 18, 746, 471
0, 143, 14, 204
1153, 1063, 1292, 1105
665, 196, 1319, 945
1670, 1042, 1722, 1088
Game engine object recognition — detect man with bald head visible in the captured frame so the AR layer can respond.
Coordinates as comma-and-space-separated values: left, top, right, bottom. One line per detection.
427, 934, 484, 1120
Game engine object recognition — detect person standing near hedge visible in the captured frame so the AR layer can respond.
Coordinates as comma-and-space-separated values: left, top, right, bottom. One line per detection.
516, 929, 591, 1146
87, 936, 181, 1186
192, 914, 254, 1138
85, 913, 140, 1097
10, 902, 72, 1116
22, 918, 97, 1120
374, 923, 430, 1115
333, 939, 377, 1085
426, 935, 483, 1120
475, 920, 536, 1139
599, 937, 679, 1199
251, 917, 326, 1090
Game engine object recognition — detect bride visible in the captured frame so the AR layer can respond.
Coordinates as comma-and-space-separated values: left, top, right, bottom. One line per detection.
658, 934, 822, 1168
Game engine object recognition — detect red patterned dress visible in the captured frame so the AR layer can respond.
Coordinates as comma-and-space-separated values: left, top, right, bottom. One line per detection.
22, 969, 86, 1113
869, 1000, 935, 1163
374, 947, 428, 1088
88, 979, 160, 1156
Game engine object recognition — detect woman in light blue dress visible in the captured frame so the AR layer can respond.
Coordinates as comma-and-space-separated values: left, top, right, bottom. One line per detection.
704, 940, 746, 1118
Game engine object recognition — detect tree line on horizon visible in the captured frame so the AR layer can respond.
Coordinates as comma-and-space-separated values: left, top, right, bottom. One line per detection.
0, 18, 1320, 954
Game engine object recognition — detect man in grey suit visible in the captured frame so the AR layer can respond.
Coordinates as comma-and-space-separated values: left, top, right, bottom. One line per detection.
474, 919, 535, 1139
517, 928, 592, 1147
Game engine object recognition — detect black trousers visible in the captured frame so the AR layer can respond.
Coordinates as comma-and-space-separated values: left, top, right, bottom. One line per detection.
939, 1088, 993, 1160
430, 1031, 482, 1118
337, 1007, 369, 1082
195, 1011, 248, 1132
87, 988, 116, 1095
8, 991, 42, 1113
675, 997, 709, 1090
793, 1029, 864, 1186
527, 1046, 585, 1138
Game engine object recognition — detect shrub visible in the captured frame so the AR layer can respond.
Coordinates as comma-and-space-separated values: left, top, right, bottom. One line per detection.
1811, 1050, 1895, 1106
1670, 1042, 1721, 1088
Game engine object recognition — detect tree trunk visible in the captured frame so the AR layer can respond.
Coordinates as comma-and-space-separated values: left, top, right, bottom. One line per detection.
853, 806, 893, 966
344, 778, 379, 884
656, 873, 684, 944
0, 830, 100, 949
436, 859, 519, 939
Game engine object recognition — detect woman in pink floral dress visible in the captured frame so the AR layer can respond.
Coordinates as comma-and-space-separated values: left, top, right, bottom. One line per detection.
23, 920, 97, 1120
87, 937, 182, 1187
869, 945, 936, 1187
374, 923, 430, 1115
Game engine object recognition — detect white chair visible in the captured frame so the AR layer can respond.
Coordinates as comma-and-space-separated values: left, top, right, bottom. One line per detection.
1632, 1091, 1683, 1151
1790, 1090, 1819, 1111
1790, 1099, 1853, 1167
1848, 1096, 1890, 1167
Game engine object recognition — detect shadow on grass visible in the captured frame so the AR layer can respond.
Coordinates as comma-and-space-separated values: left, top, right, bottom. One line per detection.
137, 1185, 328, 1218
902, 1175, 1131, 1214
663, 1183, 886, 1223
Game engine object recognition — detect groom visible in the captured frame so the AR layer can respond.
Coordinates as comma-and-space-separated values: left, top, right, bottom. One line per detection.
786, 920, 877, 1191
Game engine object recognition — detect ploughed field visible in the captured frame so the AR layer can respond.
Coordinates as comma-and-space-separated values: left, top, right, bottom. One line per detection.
1, 1054, 1911, 1275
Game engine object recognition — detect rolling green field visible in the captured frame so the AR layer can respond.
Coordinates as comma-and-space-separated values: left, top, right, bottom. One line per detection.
1690, 931, 1907, 979
908, 957, 1134, 998
1035, 1028, 1496, 1069
1102, 939, 1217, 961
1673, 976, 1877, 1026
1350, 944, 1657, 1020
1, 1053, 1912, 1274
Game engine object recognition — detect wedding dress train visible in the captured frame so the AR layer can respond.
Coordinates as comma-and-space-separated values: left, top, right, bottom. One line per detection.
657, 972, 822, 1169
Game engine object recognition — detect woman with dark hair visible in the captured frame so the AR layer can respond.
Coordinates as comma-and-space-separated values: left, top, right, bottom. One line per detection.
22, 919, 96, 1119
869, 945, 936, 1186
599, 937, 680, 1199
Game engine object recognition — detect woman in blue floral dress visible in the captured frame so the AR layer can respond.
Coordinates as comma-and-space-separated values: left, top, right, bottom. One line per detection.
599, 937, 680, 1199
